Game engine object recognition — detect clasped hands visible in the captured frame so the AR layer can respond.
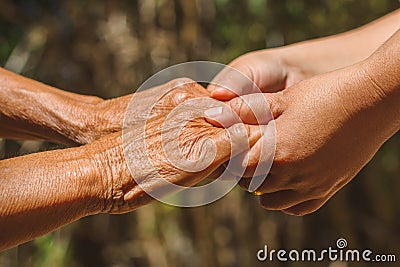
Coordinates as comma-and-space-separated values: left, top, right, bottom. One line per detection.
78, 43, 394, 216
3, 12, 400, 251
2, 28, 398, 232
2, 32, 399, 250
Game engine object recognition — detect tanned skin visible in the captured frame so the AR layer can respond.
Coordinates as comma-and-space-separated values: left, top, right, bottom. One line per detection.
206, 13, 400, 215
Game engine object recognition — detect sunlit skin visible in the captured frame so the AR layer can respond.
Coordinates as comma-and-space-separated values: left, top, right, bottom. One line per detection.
208, 9, 400, 100
1, 8, 399, 251
0, 77, 264, 251
0, 67, 134, 146
206, 15, 400, 215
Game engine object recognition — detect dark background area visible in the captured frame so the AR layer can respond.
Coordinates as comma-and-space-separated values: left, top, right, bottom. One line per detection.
0, 0, 399, 266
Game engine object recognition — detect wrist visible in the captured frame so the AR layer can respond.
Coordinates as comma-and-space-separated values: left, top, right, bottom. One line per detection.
0, 67, 105, 146
334, 61, 400, 140
88, 132, 129, 213
360, 58, 400, 134
65, 97, 124, 145
84, 95, 132, 144
59, 100, 100, 145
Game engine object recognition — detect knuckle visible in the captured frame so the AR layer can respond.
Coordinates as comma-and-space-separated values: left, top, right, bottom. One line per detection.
267, 92, 284, 117
166, 78, 198, 104
232, 52, 256, 65
272, 136, 301, 168
168, 77, 195, 88
168, 78, 210, 102
170, 91, 192, 105
229, 97, 245, 116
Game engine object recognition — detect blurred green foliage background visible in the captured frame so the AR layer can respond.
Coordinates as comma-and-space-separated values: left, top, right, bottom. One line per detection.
0, 0, 399, 266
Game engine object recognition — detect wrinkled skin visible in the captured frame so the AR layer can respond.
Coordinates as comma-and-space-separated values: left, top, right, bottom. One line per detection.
89, 88, 160, 143
0, 77, 264, 249
93, 79, 264, 213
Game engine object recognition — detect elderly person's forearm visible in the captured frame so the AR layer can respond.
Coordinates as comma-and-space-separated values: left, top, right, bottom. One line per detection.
0, 141, 106, 251
0, 67, 107, 145
0, 79, 264, 251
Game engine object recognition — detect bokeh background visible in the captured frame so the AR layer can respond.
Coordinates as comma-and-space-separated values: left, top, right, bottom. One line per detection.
1, 0, 399, 266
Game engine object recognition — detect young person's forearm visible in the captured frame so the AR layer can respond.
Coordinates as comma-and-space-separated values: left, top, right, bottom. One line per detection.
336, 29, 400, 147
365, 29, 400, 94
281, 9, 400, 76
362, 28, 400, 135
0, 68, 103, 145
0, 144, 104, 251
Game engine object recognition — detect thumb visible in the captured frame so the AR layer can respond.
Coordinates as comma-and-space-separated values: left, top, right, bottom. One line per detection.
208, 63, 260, 101
204, 93, 284, 127
208, 53, 286, 101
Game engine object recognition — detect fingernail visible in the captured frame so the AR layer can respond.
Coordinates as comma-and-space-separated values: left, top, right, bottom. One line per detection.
204, 106, 223, 119
210, 88, 224, 96
213, 88, 228, 93
211, 88, 237, 101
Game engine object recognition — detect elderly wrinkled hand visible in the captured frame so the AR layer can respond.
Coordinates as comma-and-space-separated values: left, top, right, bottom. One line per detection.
0, 78, 264, 250
92, 79, 264, 213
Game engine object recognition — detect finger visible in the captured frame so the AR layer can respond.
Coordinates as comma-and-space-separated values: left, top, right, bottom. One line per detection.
238, 177, 251, 190
259, 190, 320, 210
282, 198, 326, 216
118, 191, 154, 214
224, 151, 248, 176
204, 93, 284, 128
207, 164, 237, 181
206, 165, 225, 180
207, 55, 286, 101
282, 179, 348, 216
224, 121, 275, 191
254, 174, 292, 193
208, 64, 260, 101
242, 122, 275, 179
158, 78, 209, 107
210, 123, 266, 167
256, 173, 315, 194
238, 174, 291, 194
130, 78, 201, 122
259, 178, 346, 215
238, 175, 272, 191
